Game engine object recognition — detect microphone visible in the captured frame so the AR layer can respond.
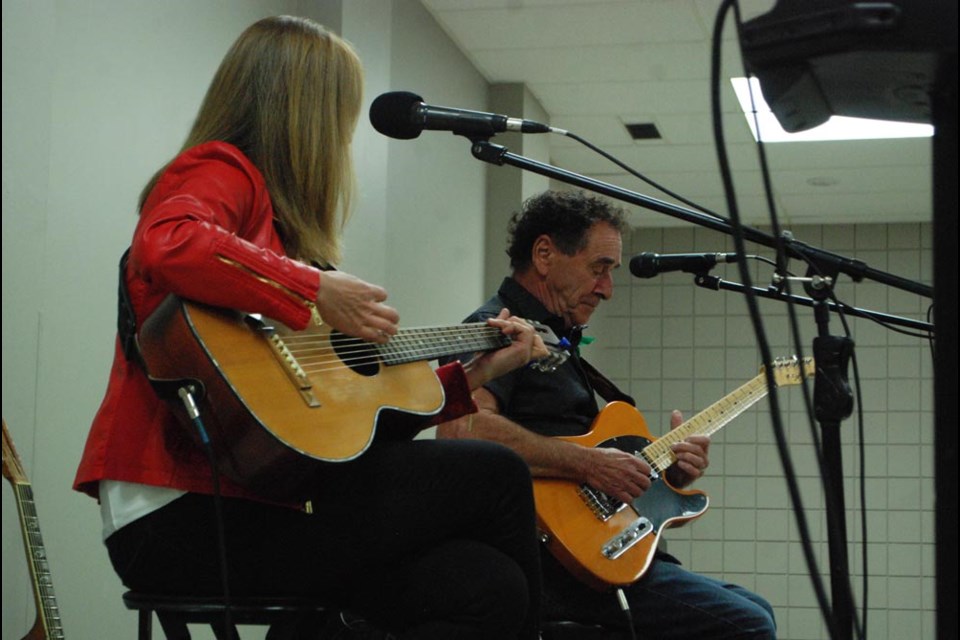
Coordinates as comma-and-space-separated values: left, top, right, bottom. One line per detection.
629, 252, 739, 278
369, 91, 553, 140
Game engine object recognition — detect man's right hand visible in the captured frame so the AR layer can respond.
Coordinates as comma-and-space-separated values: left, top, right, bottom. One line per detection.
579, 446, 652, 504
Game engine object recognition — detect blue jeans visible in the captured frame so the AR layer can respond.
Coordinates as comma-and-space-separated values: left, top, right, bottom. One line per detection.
541, 551, 776, 639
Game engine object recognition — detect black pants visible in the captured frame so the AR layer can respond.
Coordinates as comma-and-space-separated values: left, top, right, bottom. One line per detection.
107, 438, 541, 640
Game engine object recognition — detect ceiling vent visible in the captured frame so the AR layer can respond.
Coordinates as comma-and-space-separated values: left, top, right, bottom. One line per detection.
624, 122, 662, 140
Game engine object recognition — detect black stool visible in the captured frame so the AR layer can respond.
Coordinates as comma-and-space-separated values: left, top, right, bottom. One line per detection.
122, 592, 330, 640
541, 620, 633, 639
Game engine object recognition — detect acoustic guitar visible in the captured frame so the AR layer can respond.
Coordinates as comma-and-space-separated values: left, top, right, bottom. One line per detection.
533, 356, 814, 590
138, 295, 566, 497
2, 420, 65, 640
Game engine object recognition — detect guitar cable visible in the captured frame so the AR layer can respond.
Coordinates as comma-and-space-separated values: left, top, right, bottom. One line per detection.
178, 386, 236, 638
713, 3, 869, 638
615, 588, 639, 640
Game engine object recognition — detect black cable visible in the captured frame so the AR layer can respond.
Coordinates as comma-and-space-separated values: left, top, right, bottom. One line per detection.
179, 386, 235, 638
711, 2, 840, 638
546, 7, 933, 636
828, 300, 869, 640
612, 588, 638, 640
560, 130, 729, 222
729, 2, 867, 635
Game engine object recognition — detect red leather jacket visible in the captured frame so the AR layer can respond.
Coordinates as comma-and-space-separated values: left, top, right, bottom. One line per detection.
74, 142, 474, 500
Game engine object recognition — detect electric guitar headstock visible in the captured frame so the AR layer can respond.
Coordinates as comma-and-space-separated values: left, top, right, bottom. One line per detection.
762, 356, 816, 388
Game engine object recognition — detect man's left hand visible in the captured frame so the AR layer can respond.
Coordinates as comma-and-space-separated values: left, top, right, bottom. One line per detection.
665, 409, 711, 488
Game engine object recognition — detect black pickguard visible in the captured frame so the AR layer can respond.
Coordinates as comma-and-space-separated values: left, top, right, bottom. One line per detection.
598, 434, 709, 531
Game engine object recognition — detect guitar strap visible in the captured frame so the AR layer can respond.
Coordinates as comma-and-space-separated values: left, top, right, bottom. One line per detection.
116, 249, 206, 402
578, 356, 636, 407
116, 248, 145, 369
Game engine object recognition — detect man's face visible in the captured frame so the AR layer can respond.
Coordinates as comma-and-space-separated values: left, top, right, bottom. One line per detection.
537, 222, 622, 328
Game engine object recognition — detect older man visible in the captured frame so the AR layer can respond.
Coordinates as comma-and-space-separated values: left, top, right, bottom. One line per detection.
440, 190, 776, 639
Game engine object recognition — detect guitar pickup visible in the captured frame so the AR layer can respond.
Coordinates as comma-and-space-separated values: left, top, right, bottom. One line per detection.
601, 517, 653, 560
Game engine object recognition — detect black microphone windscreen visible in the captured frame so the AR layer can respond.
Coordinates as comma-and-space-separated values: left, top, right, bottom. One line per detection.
369, 91, 424, 140
629, 253, 658, 278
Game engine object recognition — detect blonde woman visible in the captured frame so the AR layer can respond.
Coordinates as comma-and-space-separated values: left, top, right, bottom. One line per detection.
75, 16, 542, 639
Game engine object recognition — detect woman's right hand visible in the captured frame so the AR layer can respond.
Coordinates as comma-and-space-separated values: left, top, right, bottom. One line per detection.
315, 271, 399, 344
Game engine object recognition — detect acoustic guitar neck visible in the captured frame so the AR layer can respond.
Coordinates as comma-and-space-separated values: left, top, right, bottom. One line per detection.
2, 420, 65, 640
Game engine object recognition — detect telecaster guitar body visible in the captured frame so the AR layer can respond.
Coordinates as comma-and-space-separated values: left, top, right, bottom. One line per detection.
534, 402, 708, 590
533, 356, 814, 590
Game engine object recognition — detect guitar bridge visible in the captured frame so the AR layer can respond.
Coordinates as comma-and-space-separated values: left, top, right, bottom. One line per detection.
578, 485, 627, 521
247, 315, 321, 408
601, 517, 653, 560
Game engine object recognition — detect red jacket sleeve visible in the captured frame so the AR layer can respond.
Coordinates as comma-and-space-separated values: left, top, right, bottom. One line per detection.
129, 142, 320, 329
432, 361, 478, 424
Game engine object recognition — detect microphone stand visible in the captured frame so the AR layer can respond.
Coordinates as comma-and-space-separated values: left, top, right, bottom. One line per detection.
466, 136, 935, 640
468, 138, 933, 299
693, 274, 933, 333
697, 270, 931, 640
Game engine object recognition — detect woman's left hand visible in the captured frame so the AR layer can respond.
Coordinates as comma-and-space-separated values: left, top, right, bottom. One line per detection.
463, 308, 548, 391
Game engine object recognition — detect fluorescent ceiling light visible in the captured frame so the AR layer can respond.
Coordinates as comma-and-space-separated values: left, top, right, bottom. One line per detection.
731, 77, 934, 143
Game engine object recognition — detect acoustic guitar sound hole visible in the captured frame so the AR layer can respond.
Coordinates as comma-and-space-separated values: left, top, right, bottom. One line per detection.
330, 331, 380, 377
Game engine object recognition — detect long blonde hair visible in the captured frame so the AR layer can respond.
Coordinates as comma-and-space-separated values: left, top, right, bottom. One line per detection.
140, 16, 363, 265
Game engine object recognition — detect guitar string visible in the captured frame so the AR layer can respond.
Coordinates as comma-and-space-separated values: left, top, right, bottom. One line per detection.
295, 344, 504, 375
644, 379, 768, 471
289, 334, 565, 377
284, 326, 522, 368
277, 326, 513, 375
15, 483, 64, 633
285, 341, 504, 365
279, 322, 500, 344
288, 331, 505, 356
294, 329, 506, 361
280, 325, 506, 352
7, 430, 65, 636
641, 361, 807, 471
286, 329, 508, 358
645, 367, 778, 462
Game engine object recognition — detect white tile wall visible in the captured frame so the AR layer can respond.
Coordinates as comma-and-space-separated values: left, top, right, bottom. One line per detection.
585, 222, 935, 640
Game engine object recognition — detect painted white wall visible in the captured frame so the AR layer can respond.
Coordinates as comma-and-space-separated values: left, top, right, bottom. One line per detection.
379, 0, 490, 327
3, 2, 934, 639
1, 1, 489, 638
483, 83, 551, 295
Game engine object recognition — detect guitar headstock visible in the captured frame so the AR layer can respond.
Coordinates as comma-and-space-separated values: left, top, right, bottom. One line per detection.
528, 321, 571, 373
2, 419, 29, 485
762, 356, 816, 388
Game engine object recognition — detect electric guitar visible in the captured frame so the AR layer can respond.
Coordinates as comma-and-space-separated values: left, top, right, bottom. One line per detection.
533, 356, 815, 590
2, 420, 65, 640
138, 295, 567, 497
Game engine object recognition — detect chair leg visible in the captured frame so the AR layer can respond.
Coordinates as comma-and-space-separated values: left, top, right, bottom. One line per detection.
156, 612, 194, 640
138, 609, 153, 640
209, 616, 240, 640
